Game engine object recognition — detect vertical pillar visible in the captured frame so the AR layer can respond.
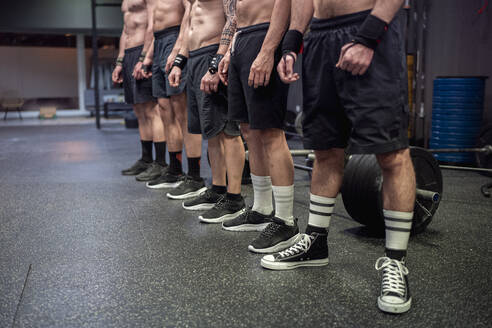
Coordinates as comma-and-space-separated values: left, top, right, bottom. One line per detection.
76, 34, 87, 113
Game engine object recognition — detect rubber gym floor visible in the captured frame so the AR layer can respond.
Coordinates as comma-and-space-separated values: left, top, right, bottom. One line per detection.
0, 123, 491, 328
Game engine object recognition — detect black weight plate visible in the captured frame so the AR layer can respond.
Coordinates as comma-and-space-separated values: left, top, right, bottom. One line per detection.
410, 147, 443, 234
284, 111, 297, 140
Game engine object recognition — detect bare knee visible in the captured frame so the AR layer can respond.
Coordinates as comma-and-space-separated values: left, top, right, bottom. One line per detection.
376, 148, 410, 172
239, 124, 250, 142
314, 149, 344, 170
260, 128, 285, 150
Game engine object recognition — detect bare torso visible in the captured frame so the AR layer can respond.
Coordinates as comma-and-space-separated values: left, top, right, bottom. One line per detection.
188, 0, 225, 51
236, 0, 274, 28
313, 0, 375, 19
122, 0, 148, 48
154, 0, 185, 31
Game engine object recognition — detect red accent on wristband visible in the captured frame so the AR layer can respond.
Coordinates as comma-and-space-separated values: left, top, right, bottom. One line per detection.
299, 43, 304, 54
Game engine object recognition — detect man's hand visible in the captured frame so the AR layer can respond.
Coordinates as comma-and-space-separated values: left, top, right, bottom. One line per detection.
133, 61, 144, 80
112, 66, 123, 84
168, 66, 182, 87
141, 57, 153, 79
248, 50, 275, 88
336, 42, 374, 76
165, 51, 178, 74
200, 71, 220, 94
277, 52, 299, 84
218, 51, 231, 86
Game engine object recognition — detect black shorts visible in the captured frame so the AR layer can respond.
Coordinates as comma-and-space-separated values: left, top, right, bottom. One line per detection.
228, 23, 289, 130
187, 44, 240, 139
123, 45, 155, 105
302, 10, 409, 154
152, 26, 187, 99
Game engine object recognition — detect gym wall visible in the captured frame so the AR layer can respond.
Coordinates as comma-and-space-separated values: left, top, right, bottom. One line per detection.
424, 0, 492, 137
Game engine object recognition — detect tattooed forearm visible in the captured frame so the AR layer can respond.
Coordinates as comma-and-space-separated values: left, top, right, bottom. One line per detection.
220, 0, 237, 47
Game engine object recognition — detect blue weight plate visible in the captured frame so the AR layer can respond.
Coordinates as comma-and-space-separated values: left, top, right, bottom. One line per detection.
431, 131, 478, 139
432, 96, 483, 104
433, 90, 484, 97
433, 154, 475, 164
434, 78, 485, 84
431, 125, 481, 132
431, 120, 482, 127
432, 114, 482, 121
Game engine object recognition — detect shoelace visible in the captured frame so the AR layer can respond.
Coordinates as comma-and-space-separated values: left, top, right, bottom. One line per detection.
278, 234, 313, 258
213, 196, 230, 209
375, 257, 409, 297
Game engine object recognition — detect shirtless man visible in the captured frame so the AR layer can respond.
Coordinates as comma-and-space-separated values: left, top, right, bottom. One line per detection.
167, 0, 246, 223
112, 0, 167, 181
266, 0, 415, 314
142, 0, 206, 200
216, 0, 300, 251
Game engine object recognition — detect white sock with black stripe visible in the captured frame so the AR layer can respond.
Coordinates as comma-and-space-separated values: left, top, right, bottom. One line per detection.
306, 193, 335, 234
384, 209, 413, 260
272, 185, 295, 226
251, 174, 273, 215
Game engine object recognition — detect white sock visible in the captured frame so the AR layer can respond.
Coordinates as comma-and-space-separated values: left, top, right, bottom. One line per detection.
251, 174, 273, 215
272, 185, 294, 226
384, 209, 413, 252
308, 193, 335, 229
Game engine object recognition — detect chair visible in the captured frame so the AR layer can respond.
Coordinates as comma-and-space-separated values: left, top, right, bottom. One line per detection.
1, 90, 24, 120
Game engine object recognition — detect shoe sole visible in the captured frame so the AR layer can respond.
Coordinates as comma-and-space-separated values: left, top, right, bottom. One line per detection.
378, 297, 412, 314
222, 222, 270, 232
260, 257, 329, 270
199, 208, 246, 224
248, 233, 302, 254
121, 172, 141, 176
167, 187, 208, 200
146, 181, 182, 189
182, 202, 216, 211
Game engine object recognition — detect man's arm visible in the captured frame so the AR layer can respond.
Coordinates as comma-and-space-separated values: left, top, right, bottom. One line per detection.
277, 0, 313, 84
165, 0, 191, 72
112, 27, 127, 83
336, 0, 404, 75
248, 0, 291, 88
218, 0, 237, 55
134, 0, 155, 79
168, 0, 191, 87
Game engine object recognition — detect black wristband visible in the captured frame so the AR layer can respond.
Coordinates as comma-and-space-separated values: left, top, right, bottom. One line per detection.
281, 30, 303, 54
353, 14, 388, 49
142, 64, 151, 74
208, 54, 224, 74
172, 54, 188, 70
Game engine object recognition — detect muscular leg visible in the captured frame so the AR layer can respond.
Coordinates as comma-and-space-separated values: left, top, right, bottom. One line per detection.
171, 92, 202, 158
223, 133, 245, 195
310, 149, 345, 198
158, 98, 182, 152
146, 102, 165, 142
260, 128, 293, 186
134, 103, 153, 141
207, 134, 226, 187
376, 148, 416, 212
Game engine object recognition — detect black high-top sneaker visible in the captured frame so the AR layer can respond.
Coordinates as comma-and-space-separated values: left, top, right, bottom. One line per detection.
182, 188, 223, 211
135, 162, 164, 182
375, 257, 412, 314
198, 195, 246, 223
166, 176, 207, 200
121, 159, 151, 176
260, 232, 329, 270
248, 218, 301, 254
222, 208, 273, 232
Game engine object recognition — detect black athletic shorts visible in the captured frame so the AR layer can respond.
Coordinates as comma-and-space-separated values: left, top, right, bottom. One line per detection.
228, 23, 289, 130
302, 10, 409, 154
152, 26, 187, 99
123, 45, 155, 105
187, 44, 240, 139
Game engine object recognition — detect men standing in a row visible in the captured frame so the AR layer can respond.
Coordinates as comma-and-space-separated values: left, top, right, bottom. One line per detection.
271, 0, 415, 314
142, 0, 207, 200
168, 0, 246, 222
113, 0, 167, 181
218, 0, 300, 251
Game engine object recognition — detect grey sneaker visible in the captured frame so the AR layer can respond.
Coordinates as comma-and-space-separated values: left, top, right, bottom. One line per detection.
135, 162, 165, 182
375, 257, 412, 314
121, 159, 151, 176
166, 176, 207, 200
182, 188, 223, 211
222, 209, 273, 232
248, 218, 301, 254
199, 196, 246, 223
